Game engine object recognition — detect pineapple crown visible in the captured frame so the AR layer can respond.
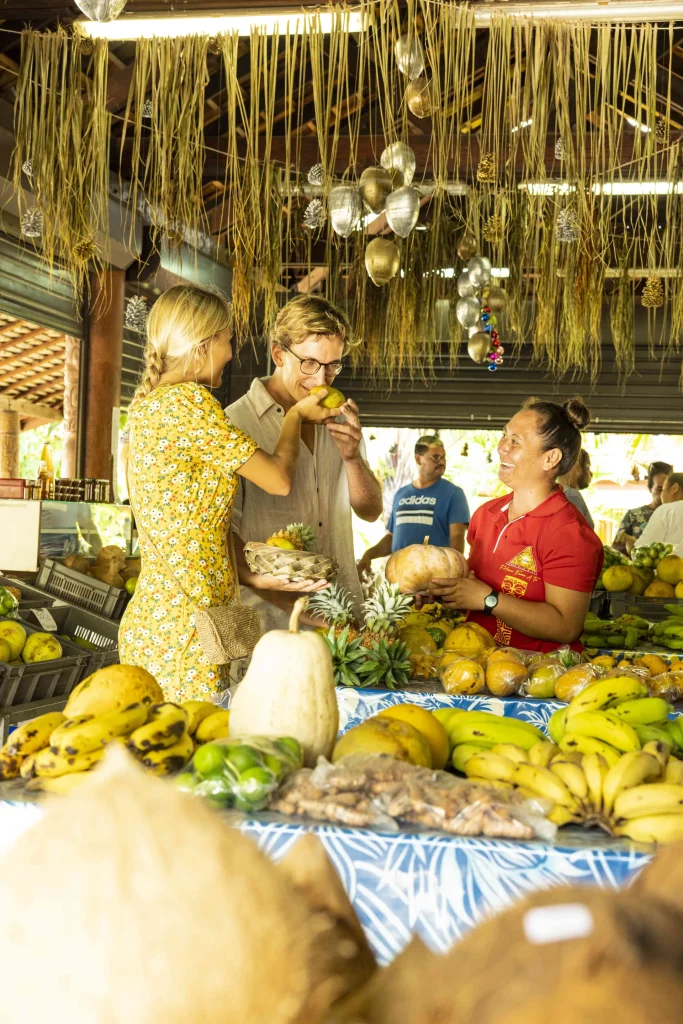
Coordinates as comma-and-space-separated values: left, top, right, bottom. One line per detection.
322, 625, 366, 687
308, 582, 356, 626
362, 581, 413, 630
286, 522, 316, 552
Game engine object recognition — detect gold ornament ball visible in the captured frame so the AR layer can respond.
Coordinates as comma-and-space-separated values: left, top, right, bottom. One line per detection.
359, 167, 392, 215
468, 332, 491, 364
365, 237, 400, 286
406, 78, 433, 119
485, 285, 508, 313
457, 232, 478, 260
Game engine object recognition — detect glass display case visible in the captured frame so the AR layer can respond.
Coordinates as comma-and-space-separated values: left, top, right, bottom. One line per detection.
0, 500, 134, 572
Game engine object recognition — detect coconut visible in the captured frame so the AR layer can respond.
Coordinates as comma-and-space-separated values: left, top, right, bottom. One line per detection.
0, 747, 350, 1024
385, 541, 467, 595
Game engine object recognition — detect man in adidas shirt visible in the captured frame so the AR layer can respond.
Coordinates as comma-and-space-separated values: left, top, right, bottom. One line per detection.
357, 435, 470, 576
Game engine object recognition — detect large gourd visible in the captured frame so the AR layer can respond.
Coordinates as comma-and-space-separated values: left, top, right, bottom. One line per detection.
386, 536, 468, 594
229, 597, 339, 766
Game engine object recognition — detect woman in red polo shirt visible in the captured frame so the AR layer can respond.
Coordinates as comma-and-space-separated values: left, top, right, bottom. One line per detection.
430, 398, 603, 653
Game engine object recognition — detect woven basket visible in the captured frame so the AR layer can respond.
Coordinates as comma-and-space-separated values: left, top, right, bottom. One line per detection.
244, 542, 339, 583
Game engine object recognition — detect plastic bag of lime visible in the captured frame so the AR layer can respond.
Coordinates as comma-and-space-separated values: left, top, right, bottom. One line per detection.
0, 587, 19, 619
175, 735, 303, 812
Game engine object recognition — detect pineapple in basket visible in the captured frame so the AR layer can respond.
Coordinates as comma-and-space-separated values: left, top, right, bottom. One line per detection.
265, 522, 315, 552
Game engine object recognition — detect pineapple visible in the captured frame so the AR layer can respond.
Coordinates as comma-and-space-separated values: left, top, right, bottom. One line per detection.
266, 522, 316, 552
361, 581, 414, 648
321, 625, 367, 688
357, 638, 412, 690
308, 583, 361, 641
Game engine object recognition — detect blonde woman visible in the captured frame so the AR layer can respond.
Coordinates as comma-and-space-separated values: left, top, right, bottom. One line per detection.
119, 284, 336, 702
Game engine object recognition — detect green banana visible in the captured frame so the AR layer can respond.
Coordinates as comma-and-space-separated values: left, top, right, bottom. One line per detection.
633, 723, 673, 749
128, 703, 189, 753
664, 604, 683, 619
559, 733, 621, 766
615, 814, 683, 843
547, 707, 568, 745
666, 718, 683, 753
447, 715, 544, 752
5, 711, 66, 757
565, 711, 640, 753
601, 751, 661, 817
610, 697, 672, 726
613, 782, 683, 821
135, 732, 194, 776
565, 677, 648, 721
50, 703, 149, 757
451, 743, 490, 773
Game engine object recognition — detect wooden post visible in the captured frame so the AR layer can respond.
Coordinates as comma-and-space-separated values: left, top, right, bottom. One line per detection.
61, 335, 80, 478
0, 409, 19, 478
84, 270, 124, 480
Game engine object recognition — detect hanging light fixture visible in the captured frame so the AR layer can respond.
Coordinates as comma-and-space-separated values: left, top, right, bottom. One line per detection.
74, 0, 129, 21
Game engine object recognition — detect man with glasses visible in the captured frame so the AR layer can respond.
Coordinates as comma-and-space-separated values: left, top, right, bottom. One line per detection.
226, 294, 382, 628
357, 435, 470, 577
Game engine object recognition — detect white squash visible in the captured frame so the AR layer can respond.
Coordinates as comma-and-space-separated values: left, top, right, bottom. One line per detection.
229, 598, 339, 767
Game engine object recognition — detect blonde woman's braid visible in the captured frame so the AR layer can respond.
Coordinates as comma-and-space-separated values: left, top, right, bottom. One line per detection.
130, 341, 166, 407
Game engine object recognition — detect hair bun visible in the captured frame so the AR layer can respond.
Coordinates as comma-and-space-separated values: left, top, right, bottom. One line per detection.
563, 397, 590, 430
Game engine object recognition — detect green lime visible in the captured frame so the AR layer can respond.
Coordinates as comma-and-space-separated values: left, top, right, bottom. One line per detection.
193, 743, 228, 778
233, 796, 258, 814
264, 753, 285, 778
174, 772, 198, 793
274, 737, 303, 767
194, 777, 233, 809
238, 766, 273, 801
225, 744, 261, 773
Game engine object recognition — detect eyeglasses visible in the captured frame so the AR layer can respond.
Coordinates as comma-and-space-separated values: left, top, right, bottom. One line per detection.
284, 348, 344, 377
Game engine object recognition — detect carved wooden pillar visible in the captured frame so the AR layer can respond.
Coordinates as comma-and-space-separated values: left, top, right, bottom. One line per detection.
84, 269, 124, 480
61, 335, 80, 478
0, 410, 20, 478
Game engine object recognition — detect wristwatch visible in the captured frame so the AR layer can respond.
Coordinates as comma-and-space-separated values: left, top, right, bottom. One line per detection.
483, 590, 500, 615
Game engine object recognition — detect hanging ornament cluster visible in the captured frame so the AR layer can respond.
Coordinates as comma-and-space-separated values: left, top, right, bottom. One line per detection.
303, 198, 325, 231
482, 213, 503, 244
455, 247, 507, 371
20, 207, 42, 238
642, 276, 664, 308
328, 185, 362, 238
554, 137, 564, 161
307, 163, 324, 186
74, 0, 128, 20
556, 207, 580, 243
125, 295, 149, 333
477, 153, 497, 183
365, 237, 400, 287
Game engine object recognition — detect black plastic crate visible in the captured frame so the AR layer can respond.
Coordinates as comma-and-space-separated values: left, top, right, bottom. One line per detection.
20, 604, 119, 676
36, 558, 127, 620
608, 592, 683, 622
0, 616, 88, 709
589, 591, 607, 617
0, 574, 61, 613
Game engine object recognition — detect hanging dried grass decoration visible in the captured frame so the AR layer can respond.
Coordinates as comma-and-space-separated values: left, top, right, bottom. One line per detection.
483, 214, 503, 243
642, 276, 664, 308
477, 153, 497, 183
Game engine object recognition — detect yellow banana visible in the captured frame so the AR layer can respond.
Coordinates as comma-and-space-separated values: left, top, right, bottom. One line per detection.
26, 771, 94, 795
528, 741, 559, 768
582, 753, 609, 813
614, 814, 683, 844
513, 763, 578, 810
547, 707, 568, 745
548, 805, 577, 827
613, 783, 683, 821
565, 712, 640, 753
492, 743, 529, 764
5, 711, 66, 757
128, 703, 189, 753
181, 700, 218, 736
664, 758, 683, 784
643, 740, 670, 772
451, 743, 490, 774
136, 732, 194, 776
464, 751, 517, 784
20, 748, 47, 780
467, 776, 513, 791
515, 786, 553, 811
601, 751, 661, 817
0, 751, 22, 781
552, 750, 582, 766
195, 709, 231, 743
50, 703, 149, 757
551, 760, 589, 803
34, 746, 104, 777
566, 677, 648, 720
559, 733, 621, 767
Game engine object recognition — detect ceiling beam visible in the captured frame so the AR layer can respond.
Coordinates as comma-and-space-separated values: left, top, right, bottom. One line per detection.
15, 380, 64, 403
0, 394, 62, 422
0, 336, 65, 372
0, 326, 56, 353
0, 359, 64, 389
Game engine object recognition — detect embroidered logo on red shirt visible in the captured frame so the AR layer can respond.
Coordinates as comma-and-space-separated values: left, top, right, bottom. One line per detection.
504, 546, 538, 575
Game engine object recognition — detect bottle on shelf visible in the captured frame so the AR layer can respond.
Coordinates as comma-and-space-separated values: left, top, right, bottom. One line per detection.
37, 442, 55, 499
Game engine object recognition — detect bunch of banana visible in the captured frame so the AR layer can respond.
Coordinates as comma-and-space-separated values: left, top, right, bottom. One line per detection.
0, 711, 66, 781
581, 612, 650, 650
650, 609, 683, 652
433, 707, 547, 768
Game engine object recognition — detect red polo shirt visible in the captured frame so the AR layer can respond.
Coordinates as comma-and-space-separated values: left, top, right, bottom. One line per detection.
466, 490, 604, 653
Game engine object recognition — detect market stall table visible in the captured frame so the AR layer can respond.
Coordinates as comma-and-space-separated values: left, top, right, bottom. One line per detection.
0, 687, 664, 964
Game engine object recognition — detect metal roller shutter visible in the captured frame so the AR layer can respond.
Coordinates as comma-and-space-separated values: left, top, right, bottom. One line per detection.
0, 234, 81, 337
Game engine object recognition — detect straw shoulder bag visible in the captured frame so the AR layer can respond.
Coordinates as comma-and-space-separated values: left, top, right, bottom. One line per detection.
130, 499, 261, 664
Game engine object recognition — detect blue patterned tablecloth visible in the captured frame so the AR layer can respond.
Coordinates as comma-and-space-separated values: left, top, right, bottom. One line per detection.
0, 690, 656, 964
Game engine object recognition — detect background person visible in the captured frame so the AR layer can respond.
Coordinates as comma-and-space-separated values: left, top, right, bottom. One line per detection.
119, 285, 337, 702
633, 471, 683, 557
558, 447, 595, 529
228, 294, 382, 629
357, 434, 470, 577
426, 398, 604, 653
613, 460, 673, 555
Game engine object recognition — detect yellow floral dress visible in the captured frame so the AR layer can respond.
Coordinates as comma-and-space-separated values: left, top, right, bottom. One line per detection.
119, 382, 258, 701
